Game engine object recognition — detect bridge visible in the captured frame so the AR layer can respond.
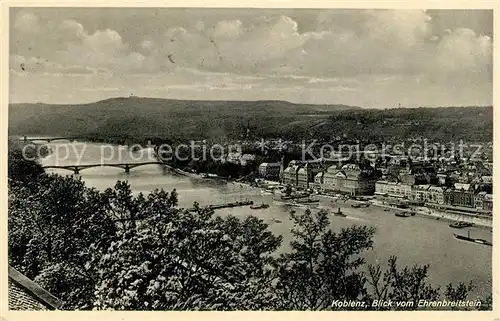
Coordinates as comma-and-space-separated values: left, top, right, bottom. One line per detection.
21, 136, 83, 143
42, 162, 165, 174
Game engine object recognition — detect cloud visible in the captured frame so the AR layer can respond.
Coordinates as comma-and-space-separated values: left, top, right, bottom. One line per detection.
11, 17, 148, 74
56, 19, 86, 41
125, 9, 491, 82
54, 28, 143, 72
80, 87, 122, 92
9, 9, 493, 106
363, 9, 431, 47
10, 54, 100, 75
213, 20, 244, 39
10, 10, 492, 80
436, 28, 492, 72
83, 29, 126, 52
13, 12, 39, 33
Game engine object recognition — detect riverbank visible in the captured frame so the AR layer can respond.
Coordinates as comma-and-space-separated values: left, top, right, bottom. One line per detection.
149, 147, 252, 183
41, 140, 493, 230
187, 172, 494, 230
9, 137, 51, 159
38, 140, 492, 300
369, 199, 492, 229
214, 183, 494, 229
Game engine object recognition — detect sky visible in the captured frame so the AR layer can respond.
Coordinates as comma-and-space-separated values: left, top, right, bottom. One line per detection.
9, 8, 493, 107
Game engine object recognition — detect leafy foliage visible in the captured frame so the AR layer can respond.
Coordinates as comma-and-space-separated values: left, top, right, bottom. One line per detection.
93, 208, 282, 310
273, 209, 375, 310
366, 256, 440, 310
8, 175, 118, 309
7, 138, 45, 183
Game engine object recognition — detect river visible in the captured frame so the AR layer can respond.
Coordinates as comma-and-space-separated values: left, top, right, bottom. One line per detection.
39, 140, 492, 299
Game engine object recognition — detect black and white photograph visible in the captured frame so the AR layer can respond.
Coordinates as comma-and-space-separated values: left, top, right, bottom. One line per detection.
4, 2, 497, 314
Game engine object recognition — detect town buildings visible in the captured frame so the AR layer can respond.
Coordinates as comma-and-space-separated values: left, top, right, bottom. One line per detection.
297, 164, 310, 189
313, 171, 324, 191
375, 181, 412, 199
427, 186, 445, 204
483, 194, 493, 211
282, 161, 300, 186
267, 148, 493, 213
444, 183, 475, 208
258, 162, 281, 180
282, 161, 376, 196
412, 184, 431, 202
474, 191, 486, 209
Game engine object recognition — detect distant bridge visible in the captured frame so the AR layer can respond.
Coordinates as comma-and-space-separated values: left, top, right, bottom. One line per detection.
21, 136, 83, 143
42, 162, 166, 174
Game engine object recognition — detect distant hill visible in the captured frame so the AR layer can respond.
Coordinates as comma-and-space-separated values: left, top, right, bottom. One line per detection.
8, 97, 492, 142
301, 106, 493, 142
8, 97, 361, 141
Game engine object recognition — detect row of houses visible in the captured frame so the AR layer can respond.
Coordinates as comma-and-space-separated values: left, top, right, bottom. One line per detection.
282, 162, 377, 196
258, 162, 282, 180
262, 160, 493, 213
375, 181, 493, 212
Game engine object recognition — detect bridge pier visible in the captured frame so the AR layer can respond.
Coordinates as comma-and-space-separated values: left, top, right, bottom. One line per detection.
124, 165, 130, 174
23, 136, 27, 143
73, 167, 80, 175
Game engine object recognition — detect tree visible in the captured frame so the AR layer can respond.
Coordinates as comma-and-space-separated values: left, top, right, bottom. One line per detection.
93, 205, 282, 310
366, 256, 439, 310
444, 281, 474, 302
8, 138, 45, 183
273, 209, 375, 310
8, 174, 118, 309
366, 257, 481, 311
477, 294, 493, 311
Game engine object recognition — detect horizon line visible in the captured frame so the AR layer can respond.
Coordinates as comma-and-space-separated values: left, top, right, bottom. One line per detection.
8, 96, 494, 109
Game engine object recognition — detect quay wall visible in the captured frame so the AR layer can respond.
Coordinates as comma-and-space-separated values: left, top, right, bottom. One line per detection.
371, 200, 492, 228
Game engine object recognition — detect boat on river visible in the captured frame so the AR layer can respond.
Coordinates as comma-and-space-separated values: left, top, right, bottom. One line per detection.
287, 202, 318, 209
389, 201, 410, 209
279, 191, 311, 200
454, 230, 492, 246
293, 197, 319, 204
395, 212, 412, 218
250, 203, 270, 210
352, 202, 370, 208
333, 208, 347, 217
449, 221, 474, 229
287, 197, 320, 208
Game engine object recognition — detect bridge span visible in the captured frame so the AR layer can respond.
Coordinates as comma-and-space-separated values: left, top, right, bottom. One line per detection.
21, 136, 83, 144
42, 162, 166, 174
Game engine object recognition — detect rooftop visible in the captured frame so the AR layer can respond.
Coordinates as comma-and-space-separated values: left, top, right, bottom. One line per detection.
8, 265, 64, 310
